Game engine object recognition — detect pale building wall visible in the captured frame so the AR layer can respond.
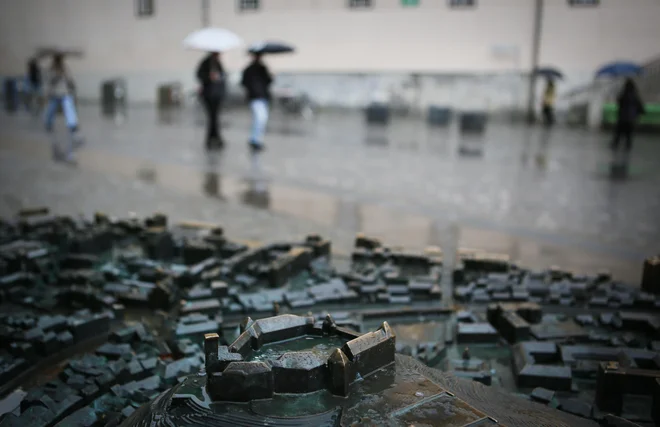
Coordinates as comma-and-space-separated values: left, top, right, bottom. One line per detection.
540, 0, 660, 72
0, 0, 658, 109
0, 0, 204, 103
214, 0, 535, 73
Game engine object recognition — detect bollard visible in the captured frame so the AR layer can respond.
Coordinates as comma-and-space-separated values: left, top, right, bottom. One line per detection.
459, 111, 488, 133
101, 79, 127, 115
365, 102, 390, 125
157, 83, 183, 109
427, 106, 452, 127
3, 77, 19, 113
641, 256, 660, 295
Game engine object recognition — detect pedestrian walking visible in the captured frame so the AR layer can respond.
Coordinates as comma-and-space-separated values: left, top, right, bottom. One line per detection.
541, 79, 556, 127
196, 52, 226, 149
241, 53, 272, 151
44, 53, 84, 162
611, 78, 645, 154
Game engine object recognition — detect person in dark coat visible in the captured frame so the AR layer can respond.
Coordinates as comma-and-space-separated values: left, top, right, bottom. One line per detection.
196, 52, 226, 149
26, 57, 42, 114
612, 78, 645, 152
241, 53, 272, 150
541, 79, 556, 127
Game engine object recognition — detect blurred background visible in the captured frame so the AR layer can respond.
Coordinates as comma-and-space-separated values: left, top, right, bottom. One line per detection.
0, 0, 658, 114
1, 0, 659, 284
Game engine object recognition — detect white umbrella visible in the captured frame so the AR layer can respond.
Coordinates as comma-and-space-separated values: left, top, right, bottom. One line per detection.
183, 28, 243, 52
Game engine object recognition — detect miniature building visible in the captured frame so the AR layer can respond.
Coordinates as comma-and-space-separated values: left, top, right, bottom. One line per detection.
268, 247, 312, 287
595, 360, 660, 415
304, 234, 331, 258
498, 311, 531, 343
487, 302, 539, 343
487, 302, 543, 325
204, 314, 395, 401
2, 208, 659, 426
445, 353, 493, 386
642, 256, 660, 295
458, 251, 511, 274
654, 378, 660, 424
512, 342, 572, 391
457, 322, 499, 344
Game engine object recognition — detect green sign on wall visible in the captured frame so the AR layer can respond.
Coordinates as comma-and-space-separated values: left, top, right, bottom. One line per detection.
401, 0, 420, 6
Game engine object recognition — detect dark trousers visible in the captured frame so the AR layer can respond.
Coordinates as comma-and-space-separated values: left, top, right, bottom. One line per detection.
612, 122, 634, 151
202, 96, 221, 142
542, 105, 554, 127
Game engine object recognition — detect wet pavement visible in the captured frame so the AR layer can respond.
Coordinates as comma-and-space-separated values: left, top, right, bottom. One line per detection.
1, 105, 659, 283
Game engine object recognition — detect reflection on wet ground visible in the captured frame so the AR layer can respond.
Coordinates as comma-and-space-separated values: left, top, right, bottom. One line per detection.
242, 151, 270, 209
1, 106, 659, 283
202, 152, 223, 200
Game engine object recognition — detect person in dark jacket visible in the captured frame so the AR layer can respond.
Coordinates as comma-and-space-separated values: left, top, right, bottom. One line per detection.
541, 79, 556, 127
612, 78, 645, 152
26, 57, 42, 114
196, 52, 226, 149
241, 53, 272, 151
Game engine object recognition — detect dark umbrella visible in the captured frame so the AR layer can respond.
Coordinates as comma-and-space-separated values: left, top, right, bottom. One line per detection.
595, 61, 642, 78
535, 67, 563, 80
248, 41, 295, 55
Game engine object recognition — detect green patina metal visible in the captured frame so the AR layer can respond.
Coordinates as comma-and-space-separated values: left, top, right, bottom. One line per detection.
602, 102, 660, 129
246, 335, 349, 362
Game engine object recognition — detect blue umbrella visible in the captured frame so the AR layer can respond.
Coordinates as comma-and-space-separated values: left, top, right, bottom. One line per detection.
248, 41, 295, 55
595, 61, 642, 78
535, 67, 563, 80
